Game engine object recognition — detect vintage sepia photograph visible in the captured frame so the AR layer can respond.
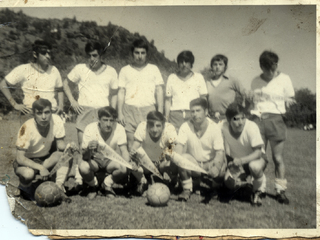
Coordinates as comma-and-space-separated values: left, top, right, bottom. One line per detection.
0, 1, 318, 239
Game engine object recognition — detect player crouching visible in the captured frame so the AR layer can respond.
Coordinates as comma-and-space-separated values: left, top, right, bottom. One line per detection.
14, 99, 73, 201
79, 106, 129, 199
222, 102, 267, 206
129, 111, 179, 196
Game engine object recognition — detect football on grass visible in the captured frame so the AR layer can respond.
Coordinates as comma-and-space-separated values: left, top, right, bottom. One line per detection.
147, 183, 170, 207
34, 181, 63, 207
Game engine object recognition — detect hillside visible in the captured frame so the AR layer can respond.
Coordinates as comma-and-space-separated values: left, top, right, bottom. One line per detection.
0, 8, 177, 113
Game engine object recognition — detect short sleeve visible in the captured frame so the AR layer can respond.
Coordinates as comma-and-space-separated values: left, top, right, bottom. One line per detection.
116, 124, 127, 146
165, 74, 174, 97
81, 124, 94, 150
197, 74, 208, 95
232, 77, 245, 96
67, 65, 81, 84
109, 67, 119, 90
5, 65, 25, 85
211, 125, 224, 151
247, 121, 264, 148
53, 115, 65, 139
165, 123, 178, 144
54, 68, 63, 88
153, 66, 164, 85
118, 67, 126, 88
134, 122, 147, 142
177, 123, 189, 146
16, 123, 31, 150
284, 75, 295, 98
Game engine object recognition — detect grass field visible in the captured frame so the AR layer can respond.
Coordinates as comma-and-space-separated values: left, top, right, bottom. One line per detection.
0, 119, 316, 229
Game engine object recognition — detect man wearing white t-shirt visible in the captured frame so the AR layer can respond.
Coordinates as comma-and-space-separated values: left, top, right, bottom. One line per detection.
0, 40, 64, 121
175, 98, 225, 201
118, 38, 164, 150
250, 51, 295, 205
79, 106, 129, 199
165, 51, 207, 132
130, 111, 178, 195
221, 102, 267, 206
63, 41, 118, 146
14, 99, 70, 200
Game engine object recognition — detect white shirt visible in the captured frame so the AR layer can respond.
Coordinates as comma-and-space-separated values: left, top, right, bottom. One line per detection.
16, 114, 65, 158
134, 121, 177, 163
5, 63, 62, 109
118, 64, 164, 107
67, 64, 118, 108
166, 72, 208, 110
82, 122, 127, 152
177, 118, 224, 162
221, 119, 264, 159
251, 72, 294, 115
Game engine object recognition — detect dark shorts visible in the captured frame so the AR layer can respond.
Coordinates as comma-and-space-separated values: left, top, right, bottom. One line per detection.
76, 107, 99, 132
168, 110, 191, 132
252, 113, 287, 142
122, 104, 156, 133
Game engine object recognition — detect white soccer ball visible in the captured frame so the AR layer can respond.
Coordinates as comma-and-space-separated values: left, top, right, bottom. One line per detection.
147, 183, 170, 207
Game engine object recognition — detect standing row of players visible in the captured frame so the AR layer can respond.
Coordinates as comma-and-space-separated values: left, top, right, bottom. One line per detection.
0, 38, 294, 206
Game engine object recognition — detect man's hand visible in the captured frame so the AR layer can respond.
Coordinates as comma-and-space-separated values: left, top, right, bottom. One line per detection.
14, 104, 32, 115
70, 100, 84, 114
118, 113, 126, 126
232, 158, 243, 168
56, 106, 64, 115
39, 166, 50, 181
214, 112, 220, 120
88, 140, 99, 151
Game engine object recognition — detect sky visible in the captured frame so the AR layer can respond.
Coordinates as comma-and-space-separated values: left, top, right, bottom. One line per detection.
11, 5, 316, 92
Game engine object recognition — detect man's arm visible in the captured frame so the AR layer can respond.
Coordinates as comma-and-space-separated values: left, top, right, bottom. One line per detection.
155, 85, 164, 114
110, 88, 118, 109
63, 78, 83, 114
57, 90, 64, 114
56, 138, 66, 152
164, 97, 172, 120
232, 147, 262, 167
117, 87, 126, 126
0, 79, 31, 114
119, 144, 130, 162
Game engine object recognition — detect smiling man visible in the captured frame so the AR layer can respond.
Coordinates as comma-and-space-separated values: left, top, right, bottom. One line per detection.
0, 40, 64, 121
14, 98, 69, 200
175, 98, 225, 201
78, 106, 129, 199
118, 38, 164, 150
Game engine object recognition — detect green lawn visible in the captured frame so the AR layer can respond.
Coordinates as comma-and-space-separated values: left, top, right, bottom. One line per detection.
0, 120, 316, 229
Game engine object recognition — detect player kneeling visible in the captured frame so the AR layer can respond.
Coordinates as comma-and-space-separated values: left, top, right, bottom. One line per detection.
79, 106, 129, 199
222, 102, 267, 206
14, 99, 73, 201
130, 111, 178, 195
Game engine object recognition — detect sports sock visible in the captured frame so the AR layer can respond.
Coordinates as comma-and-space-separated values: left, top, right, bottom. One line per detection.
181, 178, 192, 191
253, 174, 266, 192
103, 175, 114, 188
275, 178, 287, 193
56, 165, 69, 187
19, 182, 32, 188
131, 166, 144, 182
87, 176, 98, 187
74, 165, 83, 185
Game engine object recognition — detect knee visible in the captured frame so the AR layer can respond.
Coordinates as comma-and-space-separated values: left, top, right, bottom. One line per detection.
249, 160, 264, 177
79, 161, 91, 175
16, 167, 35, 183
272, 154, 284, 165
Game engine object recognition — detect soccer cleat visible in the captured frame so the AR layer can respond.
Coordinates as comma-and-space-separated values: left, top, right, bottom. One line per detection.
136, 181, 148, 196
101, 182, 116, 198
276, 191, 289, 204
86, 186, 98, 200
251, 190, 263, 207
178, 189, 192, 202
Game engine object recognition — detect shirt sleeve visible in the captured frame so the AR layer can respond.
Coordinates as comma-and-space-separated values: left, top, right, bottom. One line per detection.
81, 125, 92, 150
165, 75, 173, 97
248, 121, 264, 148
54, 67, 63, 88
118, 67, 126, 88
197, 73, 208, 95
166, 123, 178, 144
67, 65, 81, 84
133, 122, 146, 142
153, 66, 164, 85
117, 124, 127, 146
110, 67, 119, 90
53, 115, 65, 139
232, 77, 245, 96
16, 123, 31, 150
211, 125, 224, 151
284, 75, 295, 98
177, 123, 188, 146
5, 65, 25, 85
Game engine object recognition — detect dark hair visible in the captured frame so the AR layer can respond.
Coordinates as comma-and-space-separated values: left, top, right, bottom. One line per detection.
98, 106, 118, 119
190, 98, 208, 110
210, 54, 228, 69
177, 51, 194, 67
32, 98, 52, 113
85, 41, 103, 55
225, 102, 246, 122
259, 50, 279, 71
146, 111, 165, 123
131, 38, 148, 53
32, 40, 52, 52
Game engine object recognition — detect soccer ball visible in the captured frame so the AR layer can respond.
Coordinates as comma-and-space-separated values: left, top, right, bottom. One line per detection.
34, 181, 63, 207
147, 183, 170, 207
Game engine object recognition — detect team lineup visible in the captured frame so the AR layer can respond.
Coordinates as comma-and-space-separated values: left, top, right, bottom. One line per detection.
0, 37, 295, 208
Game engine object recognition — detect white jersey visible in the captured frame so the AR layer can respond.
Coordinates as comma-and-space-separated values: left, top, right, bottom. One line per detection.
251, 72, 294, 116
221, 119, 264, 159
67, 64, 118, 108
82, 122, 127, 153
166, 72, 207, 111
134, 121, 177, 163
177, 118, 224, 163
5, 63, 62, 109
16, 114, 65, 158
118, 64, 164, 107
